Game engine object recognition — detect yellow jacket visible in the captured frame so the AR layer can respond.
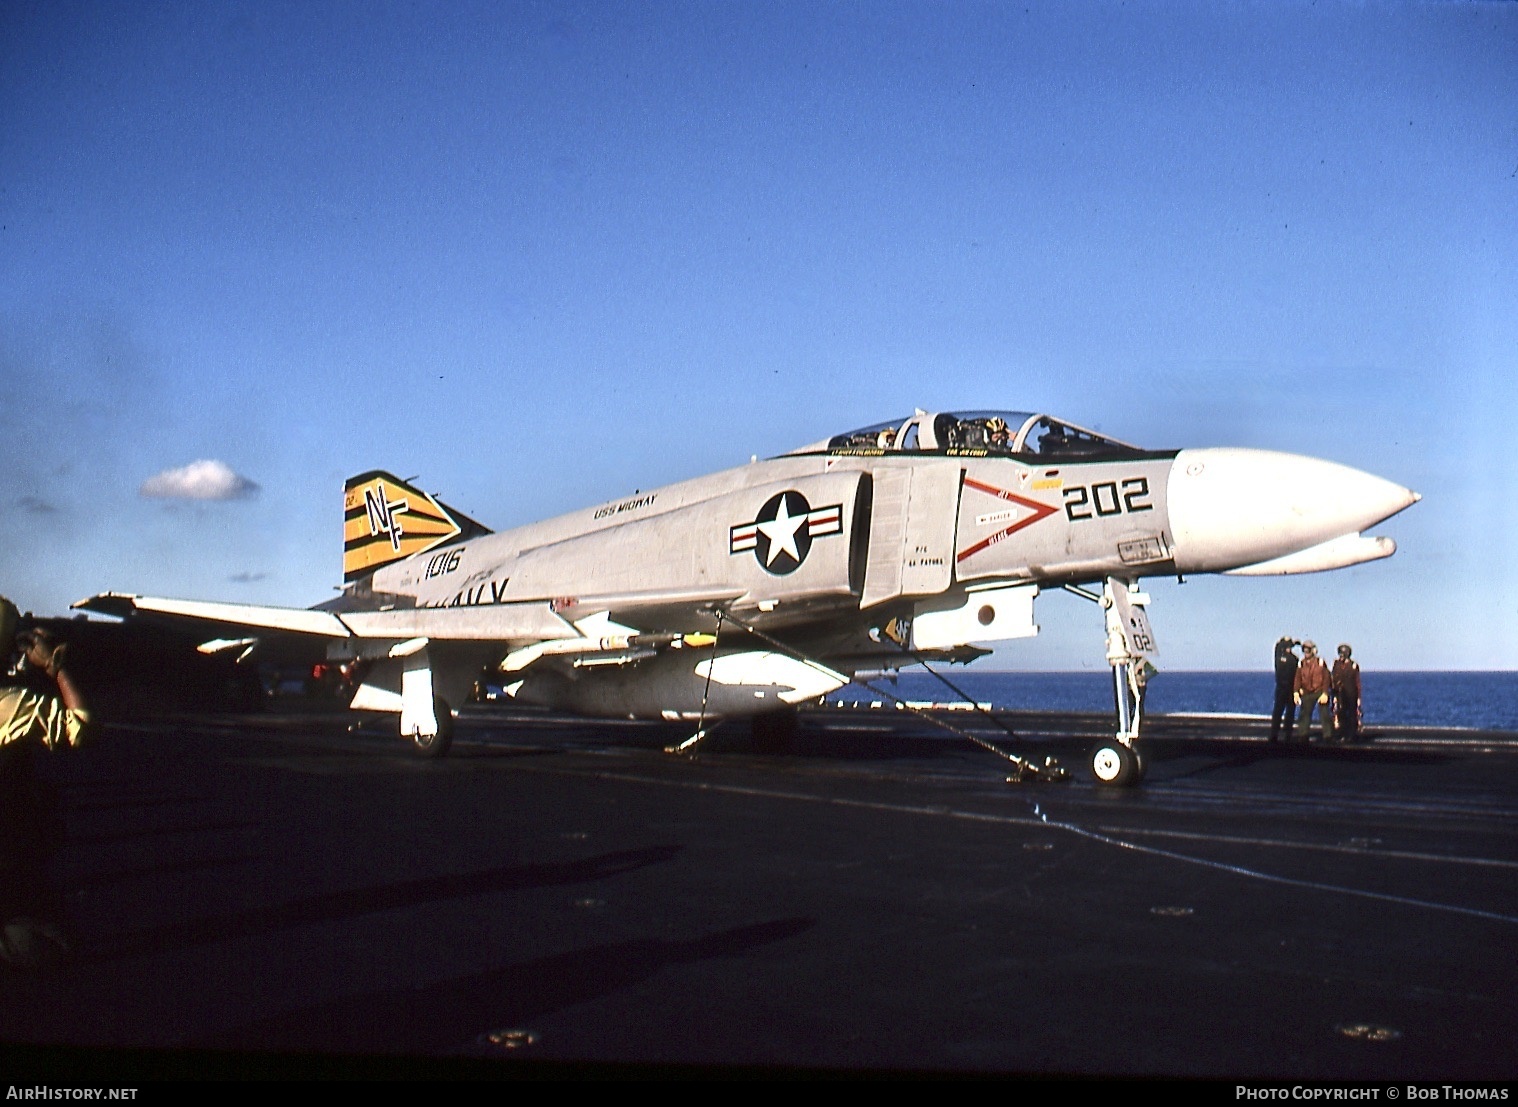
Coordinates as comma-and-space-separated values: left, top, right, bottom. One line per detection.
0, 685, 92, 750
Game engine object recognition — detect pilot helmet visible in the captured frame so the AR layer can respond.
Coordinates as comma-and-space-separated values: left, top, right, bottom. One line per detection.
1337, 644, 1352, 658
986, 416, 1007, 433
1302, 640, 1317, 653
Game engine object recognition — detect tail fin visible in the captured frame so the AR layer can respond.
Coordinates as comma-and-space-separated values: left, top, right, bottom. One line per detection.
343, 471, 492, 582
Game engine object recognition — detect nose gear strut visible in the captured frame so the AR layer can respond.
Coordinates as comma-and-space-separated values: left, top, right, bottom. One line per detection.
1064, 577, 1156, 786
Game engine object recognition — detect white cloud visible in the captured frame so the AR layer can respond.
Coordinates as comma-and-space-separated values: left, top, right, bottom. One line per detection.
140, 460, 259, 501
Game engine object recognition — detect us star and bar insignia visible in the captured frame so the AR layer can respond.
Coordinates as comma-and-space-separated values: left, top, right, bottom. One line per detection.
730, 490, 843, 575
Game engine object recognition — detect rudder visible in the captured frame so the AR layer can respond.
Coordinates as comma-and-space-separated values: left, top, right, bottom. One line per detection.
343, 471, 490, 581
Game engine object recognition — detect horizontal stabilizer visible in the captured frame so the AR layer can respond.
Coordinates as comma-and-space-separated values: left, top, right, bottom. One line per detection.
74, 592, 577, 643
74, 593, 349, 636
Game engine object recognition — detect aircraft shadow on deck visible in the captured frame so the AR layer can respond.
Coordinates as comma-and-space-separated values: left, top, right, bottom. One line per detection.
65, 818, 261, 849
67, 852, 263, 892
459, 711, 1056, 764
210, 916, 816, 1056
83, 845, 684, 965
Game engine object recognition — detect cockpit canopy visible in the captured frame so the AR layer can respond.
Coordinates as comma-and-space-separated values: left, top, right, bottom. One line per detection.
817, 411, 1145, 460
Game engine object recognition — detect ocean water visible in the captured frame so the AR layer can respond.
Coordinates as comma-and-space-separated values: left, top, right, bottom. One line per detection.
840, 670, 1518, 733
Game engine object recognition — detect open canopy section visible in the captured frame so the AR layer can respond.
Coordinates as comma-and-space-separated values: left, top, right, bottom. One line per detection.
815, 411, 1146, 459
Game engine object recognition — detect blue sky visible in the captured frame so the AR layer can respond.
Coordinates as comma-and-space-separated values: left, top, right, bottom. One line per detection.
2, 1, 1514, 670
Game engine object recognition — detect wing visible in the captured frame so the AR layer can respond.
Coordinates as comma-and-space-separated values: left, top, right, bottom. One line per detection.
72, 591, 580, 646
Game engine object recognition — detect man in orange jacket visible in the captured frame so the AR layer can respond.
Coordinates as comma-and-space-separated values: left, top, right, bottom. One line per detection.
1293, 640, 1334, 743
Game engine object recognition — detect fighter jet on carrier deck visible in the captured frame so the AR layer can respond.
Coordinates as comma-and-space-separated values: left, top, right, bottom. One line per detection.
76, 410, 1418, 786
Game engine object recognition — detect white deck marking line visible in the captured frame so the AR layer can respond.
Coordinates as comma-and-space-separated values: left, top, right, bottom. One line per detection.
524, 762, 1518, 927
1090, 823, 1518, 871
1024, 800, 1518, 927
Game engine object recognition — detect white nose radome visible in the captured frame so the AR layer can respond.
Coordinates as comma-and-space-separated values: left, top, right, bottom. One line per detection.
1167, 448, 1419, 574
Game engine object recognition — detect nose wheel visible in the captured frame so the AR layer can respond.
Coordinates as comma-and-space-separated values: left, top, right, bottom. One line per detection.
1090, 741, 1145, 787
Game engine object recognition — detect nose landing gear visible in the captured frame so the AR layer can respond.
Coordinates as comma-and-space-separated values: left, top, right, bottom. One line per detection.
1067, 577, 1157, 788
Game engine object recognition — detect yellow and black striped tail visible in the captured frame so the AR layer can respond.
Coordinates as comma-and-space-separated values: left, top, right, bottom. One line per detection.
342, 471, 491, 582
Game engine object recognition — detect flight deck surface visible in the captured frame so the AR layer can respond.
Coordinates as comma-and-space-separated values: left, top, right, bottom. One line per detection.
3, 706, 1516, 1080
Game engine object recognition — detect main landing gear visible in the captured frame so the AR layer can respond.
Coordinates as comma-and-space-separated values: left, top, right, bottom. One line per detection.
394, 644, 456, 759
410, 696, 454, 759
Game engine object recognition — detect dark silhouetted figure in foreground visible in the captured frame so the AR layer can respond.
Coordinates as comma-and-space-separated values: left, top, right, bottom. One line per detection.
0, 597, 95, 968
1270, 636, 1299, 742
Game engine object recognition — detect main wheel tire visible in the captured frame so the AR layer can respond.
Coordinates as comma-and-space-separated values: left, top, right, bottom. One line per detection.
411, 697, 454, 759
1090, 741, 1139, 787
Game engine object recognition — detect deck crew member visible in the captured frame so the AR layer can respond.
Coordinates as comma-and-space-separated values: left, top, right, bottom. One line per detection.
1331, 644, 1362, 743
1270, 636, 1300, 742
1292, 640, 1334, 743
0, 597, 94, 967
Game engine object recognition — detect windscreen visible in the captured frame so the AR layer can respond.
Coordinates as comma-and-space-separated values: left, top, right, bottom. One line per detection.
824, 411, 1141, 457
